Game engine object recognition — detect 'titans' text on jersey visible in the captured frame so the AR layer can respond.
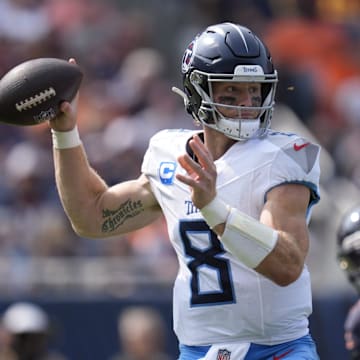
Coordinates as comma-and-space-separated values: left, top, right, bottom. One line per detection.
141, 128, 320, 346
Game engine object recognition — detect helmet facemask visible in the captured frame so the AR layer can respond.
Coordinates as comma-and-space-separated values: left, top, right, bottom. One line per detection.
188, 66, 277, 141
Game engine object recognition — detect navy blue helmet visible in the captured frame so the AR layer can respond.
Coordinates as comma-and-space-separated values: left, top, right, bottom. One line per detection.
174, 22, 278, 141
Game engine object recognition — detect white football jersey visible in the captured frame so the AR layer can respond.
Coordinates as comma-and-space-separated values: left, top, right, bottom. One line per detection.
141, 128, 321, 346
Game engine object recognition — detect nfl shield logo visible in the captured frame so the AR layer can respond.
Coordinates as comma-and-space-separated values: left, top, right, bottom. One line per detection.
217, 349, 231, 360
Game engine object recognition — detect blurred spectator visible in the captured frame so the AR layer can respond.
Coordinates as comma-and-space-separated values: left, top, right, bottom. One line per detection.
332, 73, 360, 189
0, 302, 67, 360
0, 139, 80, 259
109, 306, 171, 360
263, 2, 360, 151
106, 47, 166, 116
0, 0, 50, 44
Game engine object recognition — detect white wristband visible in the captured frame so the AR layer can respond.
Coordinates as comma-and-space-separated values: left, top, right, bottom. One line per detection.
51, 126, 82, 149
200, 196, 230, 229
221, 207, 278, 268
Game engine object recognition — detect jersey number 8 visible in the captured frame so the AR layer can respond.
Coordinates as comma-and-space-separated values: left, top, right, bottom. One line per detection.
179, 220, 235, 306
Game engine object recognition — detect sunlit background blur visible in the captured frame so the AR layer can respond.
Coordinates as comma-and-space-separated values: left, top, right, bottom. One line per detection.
0, 0, 359, 358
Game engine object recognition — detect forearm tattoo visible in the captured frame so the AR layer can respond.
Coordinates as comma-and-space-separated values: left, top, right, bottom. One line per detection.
101, 199, 144, 233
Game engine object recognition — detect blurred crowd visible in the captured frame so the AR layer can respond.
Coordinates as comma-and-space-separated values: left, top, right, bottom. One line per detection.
0, 301, 68, 360
0, 0, 360, 296
0, 0, 188, 263
0, 301, 172, 360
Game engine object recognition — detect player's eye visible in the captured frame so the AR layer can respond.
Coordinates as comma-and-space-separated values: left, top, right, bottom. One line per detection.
249, 85, 260, 94
226, 86, 236, 92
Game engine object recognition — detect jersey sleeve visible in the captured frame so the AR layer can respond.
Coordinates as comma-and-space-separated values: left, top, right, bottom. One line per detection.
267, 136, 321, 212
141, 140, 153, 176
141, 129, 169, 177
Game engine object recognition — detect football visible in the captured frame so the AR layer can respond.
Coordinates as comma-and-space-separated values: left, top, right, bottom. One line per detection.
0, 58, 83, 126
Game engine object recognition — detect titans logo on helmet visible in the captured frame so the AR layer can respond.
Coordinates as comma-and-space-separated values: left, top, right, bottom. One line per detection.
182, 40, 195, 73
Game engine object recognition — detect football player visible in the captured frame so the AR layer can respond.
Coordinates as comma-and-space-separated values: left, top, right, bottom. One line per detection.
337, 205, 360, 360
49, 22, 321, 359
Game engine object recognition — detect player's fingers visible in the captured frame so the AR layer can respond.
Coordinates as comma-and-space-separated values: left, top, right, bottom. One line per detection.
175, 172, 196, 187
59, 101, 72, 114
177, 154, 202, 177
178, 154, 216, 195
189, 135, 215, 172
177, 155, 203, 187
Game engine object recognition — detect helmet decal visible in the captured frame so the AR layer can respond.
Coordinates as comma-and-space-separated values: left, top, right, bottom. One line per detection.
234, 65, 265, 76
182, 40, 195, 74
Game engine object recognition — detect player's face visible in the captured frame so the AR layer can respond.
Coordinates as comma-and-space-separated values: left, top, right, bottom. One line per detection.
212, 81, 262, 119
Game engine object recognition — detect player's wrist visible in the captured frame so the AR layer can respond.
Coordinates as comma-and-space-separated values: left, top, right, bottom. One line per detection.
51, 126, 82, 149
221, 208, 278, 268
200, 196, 231, 229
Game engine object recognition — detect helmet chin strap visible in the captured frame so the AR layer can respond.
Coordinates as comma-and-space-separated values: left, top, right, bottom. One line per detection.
213, 117, 261, 141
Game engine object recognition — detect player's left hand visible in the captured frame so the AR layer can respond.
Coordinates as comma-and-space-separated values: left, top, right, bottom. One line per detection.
176, 134, 217, 209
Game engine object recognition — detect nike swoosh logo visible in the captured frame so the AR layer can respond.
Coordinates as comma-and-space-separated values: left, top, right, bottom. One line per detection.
273, 349, 294, 360
293, 142, 310, 151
